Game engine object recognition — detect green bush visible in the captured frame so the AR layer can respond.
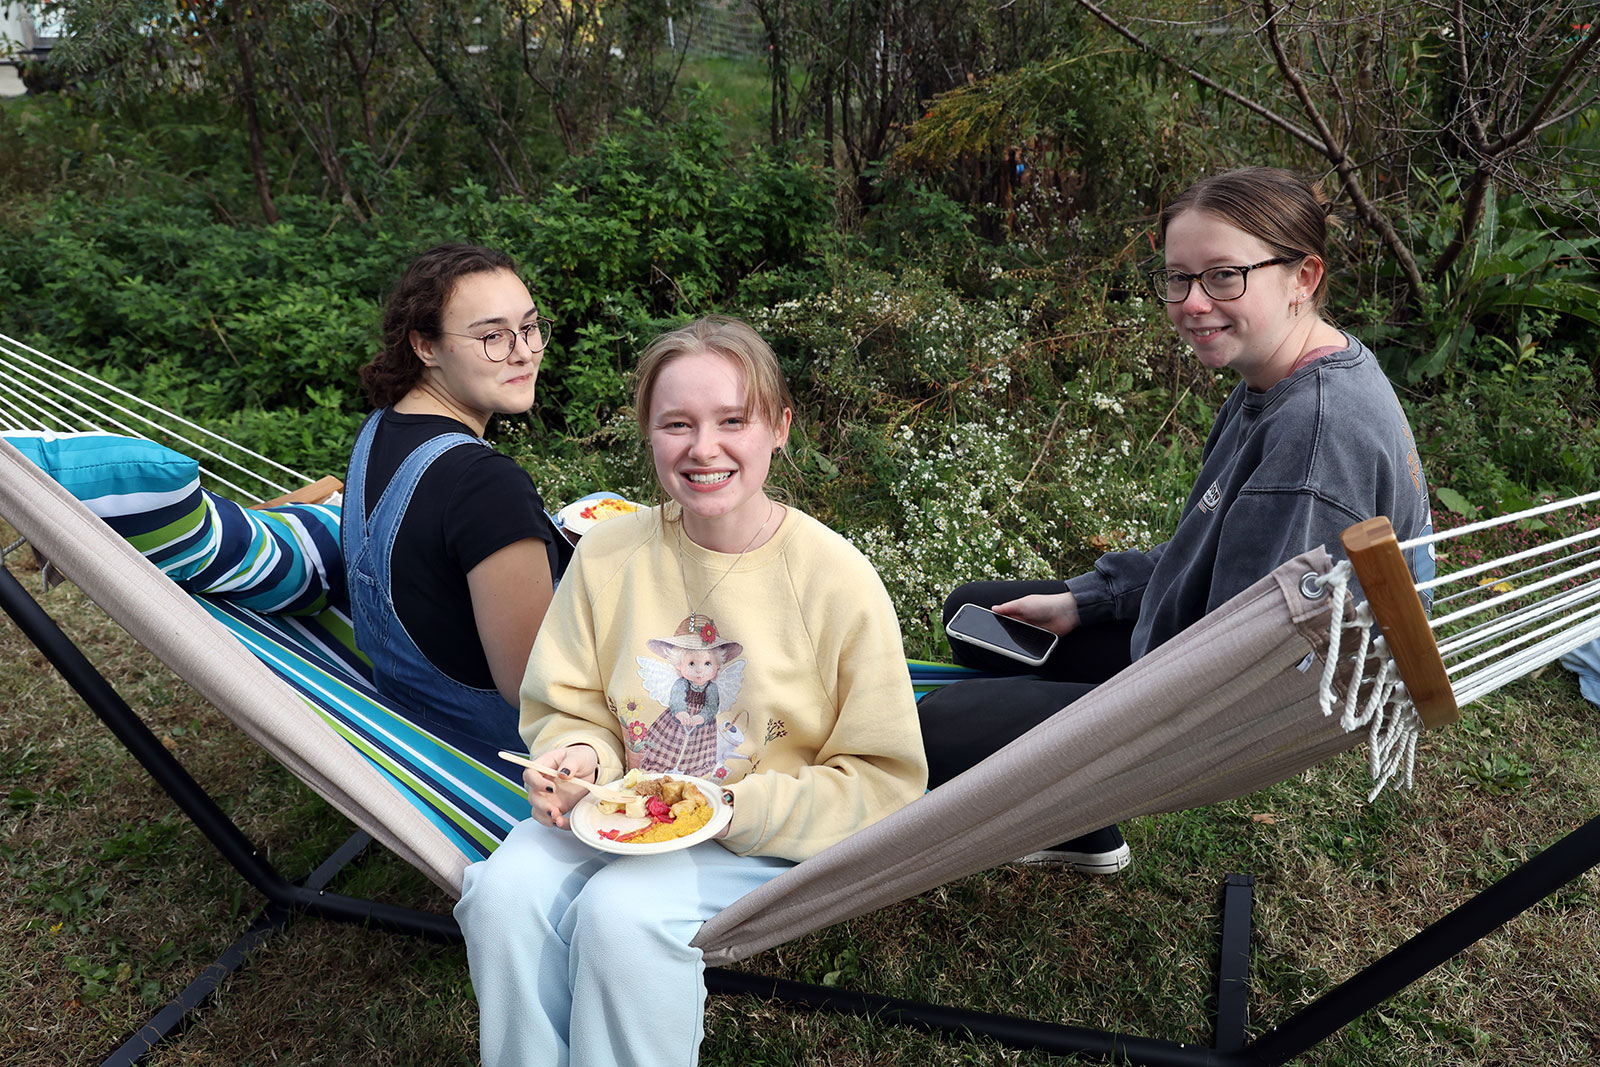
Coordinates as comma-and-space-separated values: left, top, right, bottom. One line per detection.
0, 101, 831, 476
1409, 311, 1600, 516
750, 256, 1213, 655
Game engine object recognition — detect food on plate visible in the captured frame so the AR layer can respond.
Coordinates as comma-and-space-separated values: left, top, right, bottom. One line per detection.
577, 497, 640, 523
556, 494, 645, 543
595, 772, 714, 844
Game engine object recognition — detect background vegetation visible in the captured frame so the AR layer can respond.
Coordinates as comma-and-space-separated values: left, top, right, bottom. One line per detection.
2, 0, 1598, 1063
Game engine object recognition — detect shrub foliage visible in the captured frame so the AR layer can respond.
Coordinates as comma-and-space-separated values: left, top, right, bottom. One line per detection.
1, 7, 1596, 656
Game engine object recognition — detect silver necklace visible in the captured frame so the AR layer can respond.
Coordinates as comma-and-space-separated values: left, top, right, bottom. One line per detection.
677, 499, 778, 632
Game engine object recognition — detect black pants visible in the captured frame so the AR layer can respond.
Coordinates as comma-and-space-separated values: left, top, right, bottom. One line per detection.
919, 580, 1135, 789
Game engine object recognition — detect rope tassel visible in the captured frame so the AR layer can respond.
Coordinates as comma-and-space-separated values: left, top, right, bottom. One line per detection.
1312, 561, 1424, 800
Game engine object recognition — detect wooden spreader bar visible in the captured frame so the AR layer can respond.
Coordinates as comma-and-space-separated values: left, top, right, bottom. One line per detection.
1341, 516, 1459, 729
251, 475, 343, 509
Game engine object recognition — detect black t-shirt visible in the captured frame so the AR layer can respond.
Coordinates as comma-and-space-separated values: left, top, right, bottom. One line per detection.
359, 410, 571, 688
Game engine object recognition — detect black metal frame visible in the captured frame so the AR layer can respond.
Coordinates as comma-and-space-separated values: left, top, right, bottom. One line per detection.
6, 562, 1598, 1067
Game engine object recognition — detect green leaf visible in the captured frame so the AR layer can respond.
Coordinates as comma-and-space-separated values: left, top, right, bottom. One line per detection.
1435, 487, 1475, 516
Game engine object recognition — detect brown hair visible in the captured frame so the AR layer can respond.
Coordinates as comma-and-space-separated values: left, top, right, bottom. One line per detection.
1159, 167, 1337, 310
633, 315, 794, 441
358, 244, 521, 408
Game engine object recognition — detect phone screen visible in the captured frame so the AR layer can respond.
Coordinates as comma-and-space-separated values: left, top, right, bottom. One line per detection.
947, 604, 1058, 661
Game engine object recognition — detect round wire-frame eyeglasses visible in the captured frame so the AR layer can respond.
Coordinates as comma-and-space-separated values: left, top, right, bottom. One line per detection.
441, 319, 555, 361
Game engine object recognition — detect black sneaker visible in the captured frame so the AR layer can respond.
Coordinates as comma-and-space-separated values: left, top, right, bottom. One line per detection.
1015, 824, 1131, 874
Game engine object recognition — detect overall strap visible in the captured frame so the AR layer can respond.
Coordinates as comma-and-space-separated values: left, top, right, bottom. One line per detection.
341, 409, 384, 565
359, 421, 487, 594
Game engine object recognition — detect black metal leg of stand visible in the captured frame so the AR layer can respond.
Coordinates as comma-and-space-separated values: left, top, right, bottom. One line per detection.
1248, 812, 1600, 1065
1214, 874, 1254, 1052
706, 968, 1241, 1066
103, 904, 293, 1067
0, 568, 462, 1062
0, 567, 459, 936
704, 873, 1266, 1067
100, 831, 384, 1067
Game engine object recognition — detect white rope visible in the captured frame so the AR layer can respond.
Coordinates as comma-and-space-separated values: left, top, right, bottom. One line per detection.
1438, 578, 1600, 660
0, 393, 47, 431
0, 345, 293, 496
0, 358, 273, 501
1420, 526, 1600, 597
1399, 489, 1600, 549
1, 354, 154, 439
1311, 561, 1423, 799
1447, 597, 1600, 678
1432, 546, 1600, 617
1429, 556, 1600, 631
0, 371, 105, 432
0, 334, 314, 499
0, 333, 305, 476
1453, 614, 1600, 706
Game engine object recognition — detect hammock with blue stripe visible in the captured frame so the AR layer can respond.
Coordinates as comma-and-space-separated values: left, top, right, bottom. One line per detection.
199, 597, 979, 863
4, 429, 982, 865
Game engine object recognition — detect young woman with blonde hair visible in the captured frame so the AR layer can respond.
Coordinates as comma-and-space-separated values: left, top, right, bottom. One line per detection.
454, 314, 926, 1067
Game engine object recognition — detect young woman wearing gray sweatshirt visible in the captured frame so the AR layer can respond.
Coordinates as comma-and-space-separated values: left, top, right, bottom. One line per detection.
918, 167, 1435, 873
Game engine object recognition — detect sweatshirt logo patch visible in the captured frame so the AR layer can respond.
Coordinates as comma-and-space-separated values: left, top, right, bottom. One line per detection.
1198, 481, 1222, 513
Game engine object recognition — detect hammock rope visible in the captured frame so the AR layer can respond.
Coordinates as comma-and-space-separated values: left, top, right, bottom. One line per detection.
1334, 496, 1600, 735
1312, 561, 1420, 798
1440, 582, 1600, 665
1423, 530, 1600, 603
0, 332, 313, 502
1430, 556, 1600, 631
1400, 488, 1600, 547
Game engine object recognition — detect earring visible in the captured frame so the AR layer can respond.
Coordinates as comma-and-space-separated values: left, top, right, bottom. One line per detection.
1292, 299, 1301, 318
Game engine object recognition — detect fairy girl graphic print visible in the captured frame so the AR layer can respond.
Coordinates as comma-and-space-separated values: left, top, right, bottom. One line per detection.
629, 615, 751, 778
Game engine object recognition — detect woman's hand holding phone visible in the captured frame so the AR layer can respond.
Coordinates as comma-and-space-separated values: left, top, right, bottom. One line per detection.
525, 743, 599, 829
990, 590, 1081, 636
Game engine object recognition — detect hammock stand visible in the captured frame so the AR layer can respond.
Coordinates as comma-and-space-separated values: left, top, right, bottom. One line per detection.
3, 519, 1290, 1067
3, 333, 1599, 1065
17, 553, 1599, 1067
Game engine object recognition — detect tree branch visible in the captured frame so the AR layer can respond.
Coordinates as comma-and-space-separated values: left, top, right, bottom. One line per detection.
1260, 0, 1427, 305
1068, 0, 1323, 152
1535, 89, 1600, 138
1308, 31, 1353, 160
1485, 20, 1600, 156
1431, 167, 1492, 279
397, 0, 524, 195
1452, 0, 1492, 154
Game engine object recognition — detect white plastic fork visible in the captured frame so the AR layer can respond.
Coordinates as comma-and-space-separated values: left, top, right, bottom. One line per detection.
497, 750, 637, 804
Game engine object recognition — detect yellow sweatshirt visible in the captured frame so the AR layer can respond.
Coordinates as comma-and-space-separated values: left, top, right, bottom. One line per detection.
519, 505, 927, 862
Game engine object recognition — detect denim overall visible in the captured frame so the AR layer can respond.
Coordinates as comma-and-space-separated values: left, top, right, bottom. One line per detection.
343, 411, 523, 754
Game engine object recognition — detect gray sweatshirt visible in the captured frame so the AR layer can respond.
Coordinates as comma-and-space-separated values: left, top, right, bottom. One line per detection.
1068, 336, 1434, 661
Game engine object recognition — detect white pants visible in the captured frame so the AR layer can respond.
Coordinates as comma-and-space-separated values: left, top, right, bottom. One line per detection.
455, 818, 793, 1067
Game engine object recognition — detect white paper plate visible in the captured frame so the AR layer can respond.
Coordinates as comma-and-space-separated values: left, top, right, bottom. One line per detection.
569, 774, 731, 855
555, 492, 645, 536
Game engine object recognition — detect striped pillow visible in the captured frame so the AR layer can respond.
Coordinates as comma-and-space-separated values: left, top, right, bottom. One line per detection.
6, 431, 345, 616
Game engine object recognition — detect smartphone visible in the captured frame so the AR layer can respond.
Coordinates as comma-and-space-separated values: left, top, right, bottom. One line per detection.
944, 603, 1059, 667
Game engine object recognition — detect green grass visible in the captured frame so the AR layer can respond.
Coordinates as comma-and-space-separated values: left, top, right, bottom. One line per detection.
676, 55, 774, 150
3, 548, 1598, 1065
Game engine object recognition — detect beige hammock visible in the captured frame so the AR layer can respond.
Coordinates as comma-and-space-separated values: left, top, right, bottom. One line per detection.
695, 501, 1600, 963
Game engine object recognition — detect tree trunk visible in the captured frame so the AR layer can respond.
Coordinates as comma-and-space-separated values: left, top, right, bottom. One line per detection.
235, 26, 279, 224
817, 68, 831, 170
